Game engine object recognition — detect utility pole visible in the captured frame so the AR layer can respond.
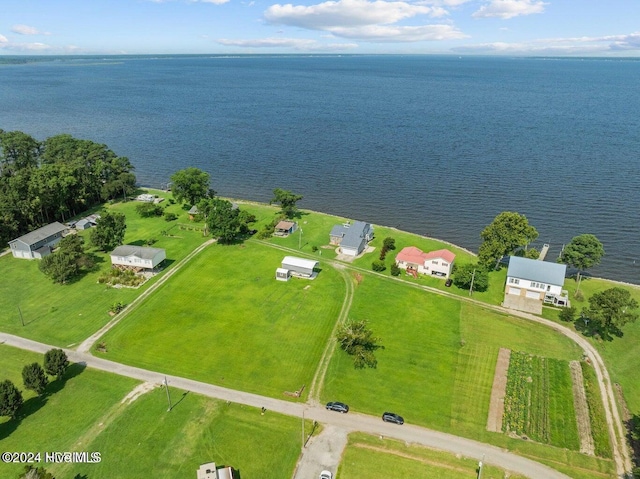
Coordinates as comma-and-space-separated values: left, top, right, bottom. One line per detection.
301, 409, 305, 450
477, 454, 484, 479
299, 227, 303, 249
469, 269, 476, 296
163, 376, 173, 412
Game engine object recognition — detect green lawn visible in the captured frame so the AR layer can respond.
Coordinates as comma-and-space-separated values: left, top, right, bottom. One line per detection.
97, 241, 344, 399
338, 433, 528, 479
0, 189, 206, 347
0, 344, 140, 478
65, 388, 303, 479
0, 344, 304, 479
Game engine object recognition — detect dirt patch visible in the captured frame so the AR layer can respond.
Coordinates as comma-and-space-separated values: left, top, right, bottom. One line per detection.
486, 348, 511, 433
570, 361, 595, 455
121, 382, 156, 405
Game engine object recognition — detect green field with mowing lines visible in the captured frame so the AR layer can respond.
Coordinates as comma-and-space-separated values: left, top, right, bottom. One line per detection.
338, 433, 528, 479
98, 241, 344, 399
65, 388, 304, 479
502, 351, 579, 450
581, 361, 612, 458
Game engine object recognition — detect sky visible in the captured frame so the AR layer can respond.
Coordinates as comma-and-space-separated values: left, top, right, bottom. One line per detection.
1, 0, 639, 56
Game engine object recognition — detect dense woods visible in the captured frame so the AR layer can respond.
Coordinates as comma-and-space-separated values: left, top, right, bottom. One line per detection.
0, 130, 136, 245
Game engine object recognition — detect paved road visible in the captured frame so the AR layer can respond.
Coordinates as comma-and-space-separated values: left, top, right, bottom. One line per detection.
257, 240, 632, 477
0, 332, 571, 479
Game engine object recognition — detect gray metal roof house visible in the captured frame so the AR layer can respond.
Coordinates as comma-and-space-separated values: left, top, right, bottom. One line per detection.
504, 256, 568, 314
8, 222, 68, 259
110, 245, 166, 271
329, 221, 374, 257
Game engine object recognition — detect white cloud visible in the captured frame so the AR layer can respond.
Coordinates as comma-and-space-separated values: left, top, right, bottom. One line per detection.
0, 41, 52, 52
0, 34, 8, 43
452, 31, 640, 55
196, 0, 231, 4
330, 24, 467, 41
11, 24, 50, 35
265, 0, 447, 30
218, 36, 358, 50
473, 0, 547, 19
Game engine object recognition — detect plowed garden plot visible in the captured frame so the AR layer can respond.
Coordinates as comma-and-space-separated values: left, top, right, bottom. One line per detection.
502, 351, 580, 450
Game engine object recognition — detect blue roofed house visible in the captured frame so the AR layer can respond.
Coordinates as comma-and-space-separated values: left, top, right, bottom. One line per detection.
329, 220, 374, 257
8, 222, 68, 259
504, 256, 569, 314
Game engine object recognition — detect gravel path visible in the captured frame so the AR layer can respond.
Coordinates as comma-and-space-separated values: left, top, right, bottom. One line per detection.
0, 332, 573, 479
293, 424, 348, 479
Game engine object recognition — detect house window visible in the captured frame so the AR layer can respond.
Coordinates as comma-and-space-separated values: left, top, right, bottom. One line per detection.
432, 261, 439, 265
513, 279, 520, 285
442, 262, 448, 267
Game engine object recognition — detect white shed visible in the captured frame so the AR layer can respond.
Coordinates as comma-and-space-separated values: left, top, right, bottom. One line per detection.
275, 267, 291, 281
281, 256, 319, 278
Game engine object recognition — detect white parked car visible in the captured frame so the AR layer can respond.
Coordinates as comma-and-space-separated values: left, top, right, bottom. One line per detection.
319, 471, 333, 479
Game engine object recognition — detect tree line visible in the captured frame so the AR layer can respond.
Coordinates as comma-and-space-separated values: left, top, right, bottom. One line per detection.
0, 130, 136, 246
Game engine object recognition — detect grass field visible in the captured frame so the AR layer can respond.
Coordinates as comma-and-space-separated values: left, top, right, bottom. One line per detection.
581, 361, 613, 458
0, 344, 140, 478
502, 351, 579, 450
0, 189, 205, 347
338, 433, 528, 479
0, 344, 304, 479
97, 240, 344, 399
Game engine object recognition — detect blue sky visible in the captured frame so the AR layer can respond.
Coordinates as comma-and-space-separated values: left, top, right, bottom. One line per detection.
1, 0, 639, 55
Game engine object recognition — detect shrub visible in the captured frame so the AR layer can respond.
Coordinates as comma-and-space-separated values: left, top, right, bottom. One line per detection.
164, 212, 177, 221
390, 264, 401, 276
379, 250, 386, 260
559, 306, 577, 322
311, 245, 318, 253
135, 202, 163, 217
372, 260, 386, 272
383, 237, 396, 251
110, 301, 127, 314
145, 238, 156, 246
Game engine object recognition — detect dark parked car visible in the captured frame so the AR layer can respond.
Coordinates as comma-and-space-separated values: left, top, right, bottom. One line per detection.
445, 278, 453, 287
382, 412, 404, 425
326, 401, 349, 413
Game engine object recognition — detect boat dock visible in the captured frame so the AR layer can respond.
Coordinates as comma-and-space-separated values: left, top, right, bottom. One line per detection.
538, 243, 550, 261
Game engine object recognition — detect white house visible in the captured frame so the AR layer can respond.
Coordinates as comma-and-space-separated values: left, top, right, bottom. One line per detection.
395, 247, 456, 279
110, 245, 166, 271
8, 222, 68, 259
504, 256, 568, 314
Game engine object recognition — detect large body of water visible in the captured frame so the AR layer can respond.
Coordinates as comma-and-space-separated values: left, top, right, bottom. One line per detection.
1, 55, 638, 284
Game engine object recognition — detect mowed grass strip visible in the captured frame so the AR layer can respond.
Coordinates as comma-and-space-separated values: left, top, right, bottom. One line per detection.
65, 388, 303, 479
0, 191, 205, 347
581, 361, 612, 458
0, 345, 140, 478
338, 433, 528, 479
323, 276, 461, 430
98, 241, 344, 399
503, 352, 579, 450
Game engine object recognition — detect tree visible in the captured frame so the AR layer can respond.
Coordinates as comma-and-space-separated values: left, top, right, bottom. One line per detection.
90, 211, 126, 251
271, 188, 303, 219
22, 362, 49, 396
39, 251, 78, 284
452, 263, 489, 293
390, 263, 401, 276
0, 379, 23, 418
199, 198, 242, 244
135, 202, 163, 217
170, 167, 210, 206
372, 260, 386, 272
478, 212, 538, 269
560, 234, 605, 293
44, 349, 69, 380
558, 305, 577, 323
335, 319, 384, 369
583, 287, 638, 338
19, 465, 55, 479
383, 237, 396, 251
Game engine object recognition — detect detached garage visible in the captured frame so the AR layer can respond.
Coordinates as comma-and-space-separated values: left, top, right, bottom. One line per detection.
279, 256, 319, 279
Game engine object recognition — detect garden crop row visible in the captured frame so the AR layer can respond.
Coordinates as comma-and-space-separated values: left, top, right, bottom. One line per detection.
503, 351, 579, 450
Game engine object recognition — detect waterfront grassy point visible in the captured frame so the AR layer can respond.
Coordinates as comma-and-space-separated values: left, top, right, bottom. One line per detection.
1, 186, 639, 479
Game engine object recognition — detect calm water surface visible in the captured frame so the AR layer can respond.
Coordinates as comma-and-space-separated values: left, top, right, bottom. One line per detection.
1, 55, 638, 283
